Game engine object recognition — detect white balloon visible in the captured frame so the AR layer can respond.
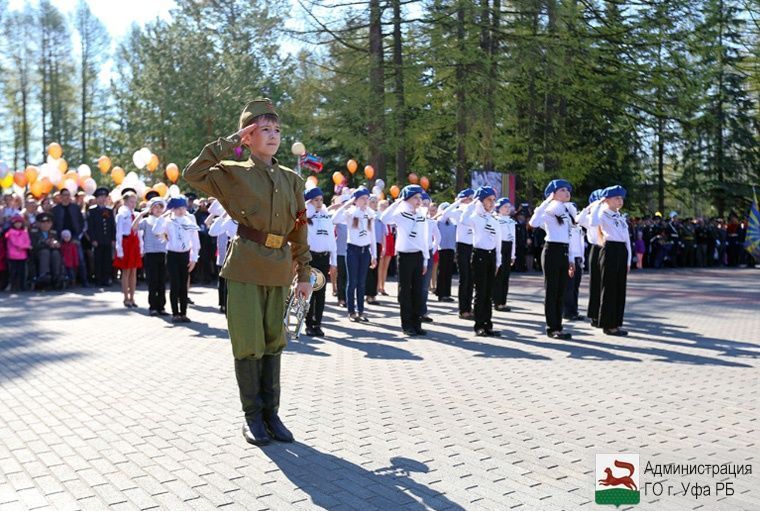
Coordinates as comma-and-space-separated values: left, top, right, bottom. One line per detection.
305, 180, 316, 191
139, 147, 152, 165
47, 155, 56, 165
372, 186, 382, 196
77, 164, 92, 177
132, 150, 145, 169
291, 142, 306, 156
0, 161, 9, 177
375, 179, 385, 190
168, 184, 180, 198
135, 181, 146, 197
64, 179, 78, 195
109, 187, 122, 202
125, 171, 139, 184
83, 177, 97, 195
49, 167, 62, 185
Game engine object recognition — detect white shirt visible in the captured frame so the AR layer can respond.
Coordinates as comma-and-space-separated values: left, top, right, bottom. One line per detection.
209, 214, 238, 266
589, 200, 632, 264
152, 214, 201, 262
441, 202, 474, 245
576, 205, 601, 246
495, 214, 517, 260
425, 214, 440, 255
461, 202, 502, 268
307, 204, 337, 266
529, 198, 574, 243
332, 205, 377, 259
380, 200, 430, 261
569, 225, 585, 264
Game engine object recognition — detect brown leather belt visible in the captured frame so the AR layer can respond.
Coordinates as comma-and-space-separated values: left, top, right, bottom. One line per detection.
237, 223, 285, 249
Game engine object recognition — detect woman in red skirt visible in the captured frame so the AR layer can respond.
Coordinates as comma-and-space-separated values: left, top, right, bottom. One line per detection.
377, 200, 396, 296
113, 189, 143, 307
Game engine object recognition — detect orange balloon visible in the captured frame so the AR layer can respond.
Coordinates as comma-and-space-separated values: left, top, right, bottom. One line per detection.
147, 154, 160, 172
332, 171, 344, 185
408, 173, 419, 184
98, 155, 112, 174
347, 159, 358, 174
30, 180, 45, 198
389, 185, 400, 199
420, 176, 430, 190
153, 182, 168, 197
166, 163, 179, 183
307, 175, 318, 186
13, 171, 28, 187
25, 166, 39, 184
65, 170, 78, 181
39, 177, 53, 194
364, 165, 375, 180
48, 142, 63, 159
58, 159, 68, 172
111, 166, 125, 185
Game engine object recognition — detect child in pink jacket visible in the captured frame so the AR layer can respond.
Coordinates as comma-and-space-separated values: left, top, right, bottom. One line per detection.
5, 214, 31, 291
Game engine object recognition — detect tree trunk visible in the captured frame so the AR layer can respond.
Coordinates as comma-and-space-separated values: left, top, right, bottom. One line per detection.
392, 0, 407, 184
455, 1, 467, 190
368, 0, 386, 181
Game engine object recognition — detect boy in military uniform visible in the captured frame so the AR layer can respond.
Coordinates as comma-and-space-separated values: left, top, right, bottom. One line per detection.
87, 187, 115, 286
184, 98, 312, 446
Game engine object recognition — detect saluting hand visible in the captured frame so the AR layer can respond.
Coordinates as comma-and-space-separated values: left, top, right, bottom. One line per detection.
236, 123, 258, 147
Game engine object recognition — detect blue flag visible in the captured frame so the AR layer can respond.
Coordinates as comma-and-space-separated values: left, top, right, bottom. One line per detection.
745, 190, 760, 260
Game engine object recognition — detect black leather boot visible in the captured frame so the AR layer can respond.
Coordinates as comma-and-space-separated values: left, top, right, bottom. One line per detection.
261, 354, 294, 442
234, 357, 270, 446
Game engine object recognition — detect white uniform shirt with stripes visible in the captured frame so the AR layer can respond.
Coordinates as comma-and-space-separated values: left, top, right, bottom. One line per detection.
306, 203, 338, 266
440, 202, 474, 245
495, 214, 517, 261
529, 198, 574, 244
461, 201, 502, 268
379, 200, 430, 261
589, 200, 632, 264
152, 214, 201, 262
332, 205, 377, 259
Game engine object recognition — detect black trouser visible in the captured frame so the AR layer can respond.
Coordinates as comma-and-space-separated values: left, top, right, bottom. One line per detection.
307, 252, 330, 328
365, 243, 380, 298
8, 260, 26, 291
93, 244, 112, 285
456, 242, 474, 313
167, 251, 189, 316
436, 249, 455, 298
563, 257, 583, 318
143, 252, 167, 312
492, 241, 512, 306
337, 255, 347, 303
218, 270, 227, 308
472, 248, 496, 331
599, 242, 628, 330
398, 251, 423, 331
587, 244, 601, 321
541, 242, 569, 332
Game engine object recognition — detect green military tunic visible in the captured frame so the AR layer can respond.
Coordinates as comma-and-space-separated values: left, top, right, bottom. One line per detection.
183, 130, 312, 360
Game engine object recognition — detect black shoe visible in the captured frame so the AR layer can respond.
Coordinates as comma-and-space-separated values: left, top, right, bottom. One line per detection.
569, 314, 585, 321
359, 314, 369, 322
440, 297, 455, 302
494, 305, 511, 312
604, 328, 628, 337
403, 328, 419, 336
349, 313, 360, 322
187, 298, 195, 305
242, 416, 271, 446
420, 315, 434, 323
314, 327, 325, 337
149, 310, 158, 317
459, 312, 474, 320
475, 328, 489, 337
219, 306, 226, 314
171, 315, 182, 323
590, 320, 599, 328
547, 330, 572, 340
485, 329, 500, 337
180, 315, 191, 323
305, 326, 318, 337
157, 310, 169, 316
414, 327, 427, 336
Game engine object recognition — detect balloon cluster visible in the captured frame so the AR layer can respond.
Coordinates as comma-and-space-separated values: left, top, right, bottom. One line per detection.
132, 147, 160, 172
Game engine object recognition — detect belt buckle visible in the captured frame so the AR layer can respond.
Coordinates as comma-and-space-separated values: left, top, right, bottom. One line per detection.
265, 233, 284, 249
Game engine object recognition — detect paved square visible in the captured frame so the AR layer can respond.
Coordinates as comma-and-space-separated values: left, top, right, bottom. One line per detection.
1, 268, 758, 510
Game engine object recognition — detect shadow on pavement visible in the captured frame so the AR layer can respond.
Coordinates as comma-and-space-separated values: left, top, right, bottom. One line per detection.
263, 445, 466, 510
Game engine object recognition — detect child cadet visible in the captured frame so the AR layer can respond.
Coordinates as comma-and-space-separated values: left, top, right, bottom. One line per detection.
588, 185, 631, 336
183, 98, 313, 446
134, 196, 169, 316
493, 197, 516, 312
379, 185, 429, 336
529, 179, 576, 340
461, 186, 501, 337
563, 203, 585, 321
440, 189, 476, 319
577, 189, 604, 327
304, 186, 337, 337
